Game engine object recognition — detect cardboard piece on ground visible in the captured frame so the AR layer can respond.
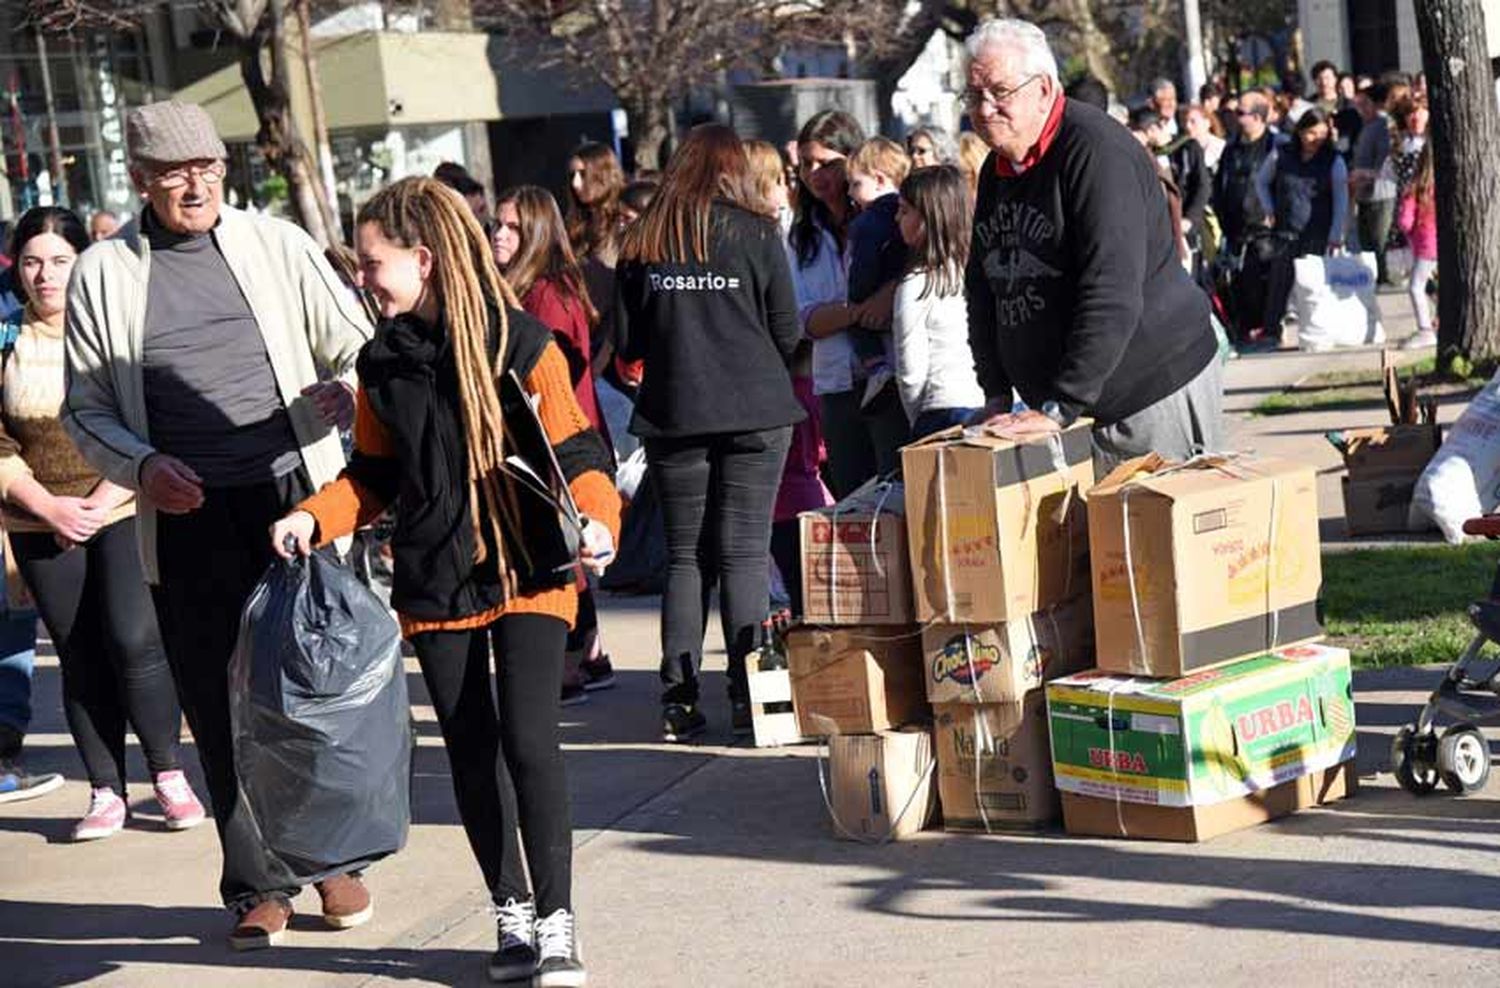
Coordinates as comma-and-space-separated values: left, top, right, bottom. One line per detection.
786, 625, 927, 737
825, 729, 936, 841
902, 422, 1093, 624
1060, 761, 1356, 841
1088, 454, 1323, 678
1046, 643, 1356, 808
799, 479, 912, 625
933, 691, 1058, 831
921, 595, 1095, 705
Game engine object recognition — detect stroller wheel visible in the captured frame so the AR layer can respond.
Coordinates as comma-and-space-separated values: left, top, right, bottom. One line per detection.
1391, 727, 1439, 795
1438, 724, 1492, 795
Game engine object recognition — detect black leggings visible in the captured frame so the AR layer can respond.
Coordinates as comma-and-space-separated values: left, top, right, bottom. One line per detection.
12, 517, 179, 794
411, 613, 572, 914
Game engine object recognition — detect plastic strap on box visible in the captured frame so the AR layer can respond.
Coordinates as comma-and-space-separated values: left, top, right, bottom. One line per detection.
1104, 678, 1131, 838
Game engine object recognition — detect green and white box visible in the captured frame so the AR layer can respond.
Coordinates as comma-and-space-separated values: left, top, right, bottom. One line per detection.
1046, 643, 1356, 807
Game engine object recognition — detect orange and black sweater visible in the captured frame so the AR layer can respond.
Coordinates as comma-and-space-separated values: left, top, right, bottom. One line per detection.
299, 306, 620, 636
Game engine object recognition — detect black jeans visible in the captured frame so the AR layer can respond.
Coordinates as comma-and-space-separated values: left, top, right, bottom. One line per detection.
12, 517, 179, 794
152, 472, 314, 911
647, 426, 792, 705
410, 613, 572, 914
770, 519, 803, 620
818, 389, 909, 500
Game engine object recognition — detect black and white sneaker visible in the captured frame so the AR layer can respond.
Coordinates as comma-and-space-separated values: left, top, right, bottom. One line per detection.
661, 703, 706, 743
535, 908, 586, 987
487, 897, 537, 983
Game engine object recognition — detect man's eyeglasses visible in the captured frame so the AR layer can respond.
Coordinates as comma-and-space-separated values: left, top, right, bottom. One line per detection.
961, 74, 1042, 112
150, 161, 227, 190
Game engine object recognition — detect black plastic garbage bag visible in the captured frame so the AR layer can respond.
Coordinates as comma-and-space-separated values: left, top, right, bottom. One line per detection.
229, 550, 411, 882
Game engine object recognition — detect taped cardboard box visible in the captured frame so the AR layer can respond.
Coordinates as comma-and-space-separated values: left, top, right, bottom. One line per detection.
1060, 761, 1356, 842
921, 595, 1095, 706
1046, 643, 1356, 809
902, 423, 1093, 624
824, 728, 937, 842
933, 691, 1058, 831
785, 625, 927, 737
1088, 454, 1323, 678
799, 479, 912, 625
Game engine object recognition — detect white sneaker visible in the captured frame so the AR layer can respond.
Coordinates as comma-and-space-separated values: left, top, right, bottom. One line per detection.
1402, 330, 1438, 350
535, 908, 586, 987
488, 897, 538, 983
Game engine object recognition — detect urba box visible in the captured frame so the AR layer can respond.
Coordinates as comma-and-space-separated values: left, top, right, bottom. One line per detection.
1060, 761, 1356, 842
933, 692, 1058, 831
921, 595, 1094, 706
902, 423, 1093, 624
785, 625, 927, 736
1088, 454, 1323, 677
1046, 643, 1356, 809
799, 479, 912, 625
825, 729, 936, 842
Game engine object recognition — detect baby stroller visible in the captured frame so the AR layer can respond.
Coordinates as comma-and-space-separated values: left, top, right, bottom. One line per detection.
1389, 514, 1500, 795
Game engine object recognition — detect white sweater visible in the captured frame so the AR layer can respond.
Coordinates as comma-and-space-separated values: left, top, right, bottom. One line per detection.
892, 270, 984, 422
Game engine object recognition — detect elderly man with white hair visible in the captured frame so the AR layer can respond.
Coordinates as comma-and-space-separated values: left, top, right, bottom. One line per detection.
963, 18, 1223, 470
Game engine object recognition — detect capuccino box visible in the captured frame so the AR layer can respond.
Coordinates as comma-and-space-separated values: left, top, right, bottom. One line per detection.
1045, 643, 1356, 808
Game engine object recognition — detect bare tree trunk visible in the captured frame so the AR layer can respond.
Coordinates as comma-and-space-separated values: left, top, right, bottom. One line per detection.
239, 0, 337, 246
627, 96, 671, 173
295, 0, 339, 237
1414, 0, 1500, 365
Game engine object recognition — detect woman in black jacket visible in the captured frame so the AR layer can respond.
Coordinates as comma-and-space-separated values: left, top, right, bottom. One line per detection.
616, 124, 804, 743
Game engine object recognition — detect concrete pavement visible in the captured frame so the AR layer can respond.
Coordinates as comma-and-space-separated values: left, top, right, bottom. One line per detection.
4, 289, 1498, 986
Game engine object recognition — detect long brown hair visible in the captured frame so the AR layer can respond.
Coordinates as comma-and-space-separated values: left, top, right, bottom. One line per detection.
620, 123, 756, 265
899, 164, 970, 299
742, 139, 787, 220
356, 177, 523, 581
565, 142, 626, 262
1411, 139, 1435, 205
496, 185, 600, 325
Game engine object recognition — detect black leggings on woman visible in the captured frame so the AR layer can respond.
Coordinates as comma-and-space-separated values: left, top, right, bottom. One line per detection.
12, 517, 180, 794
411, 612, 572, 914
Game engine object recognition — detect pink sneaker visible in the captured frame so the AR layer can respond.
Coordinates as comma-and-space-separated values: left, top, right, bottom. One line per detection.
73, 787, 128, 841
153, 770, 206, 831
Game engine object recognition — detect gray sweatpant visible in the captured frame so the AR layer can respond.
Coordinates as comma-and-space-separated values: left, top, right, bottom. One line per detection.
1091, 357, 1225, 476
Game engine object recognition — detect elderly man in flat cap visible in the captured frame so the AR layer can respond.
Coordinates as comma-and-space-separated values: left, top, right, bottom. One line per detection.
62, 100, 374, 950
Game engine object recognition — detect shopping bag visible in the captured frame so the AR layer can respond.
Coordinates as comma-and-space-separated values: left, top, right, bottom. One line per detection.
1293, 251, 1385, 351
229, 550, 411, 881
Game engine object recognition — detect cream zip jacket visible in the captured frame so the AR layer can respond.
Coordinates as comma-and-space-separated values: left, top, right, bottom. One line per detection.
61, 205, 373, 583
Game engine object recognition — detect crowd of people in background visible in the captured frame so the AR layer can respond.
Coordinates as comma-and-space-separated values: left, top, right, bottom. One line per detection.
0, 12, 1458, 986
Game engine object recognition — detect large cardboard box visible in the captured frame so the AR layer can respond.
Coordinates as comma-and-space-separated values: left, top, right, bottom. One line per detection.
1088, 454, 1323, 678
933, 692, 1058, 831
799, 479, 912, 625
825, 729, 936, 841
786, 625, 927, 736
921, 595, 1095, 705
902, 423, 1093, 624
1060, 761, 1356, 841
1046, 643, 1356, 809
1342, 474, 1425, 536
1341, 424, 1442, 480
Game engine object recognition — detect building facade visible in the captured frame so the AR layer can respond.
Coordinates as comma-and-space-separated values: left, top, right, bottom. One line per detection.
1300, 0, 1500, 77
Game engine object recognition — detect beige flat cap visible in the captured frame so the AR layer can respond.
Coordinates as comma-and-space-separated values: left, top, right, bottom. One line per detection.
126, 100, 228, 165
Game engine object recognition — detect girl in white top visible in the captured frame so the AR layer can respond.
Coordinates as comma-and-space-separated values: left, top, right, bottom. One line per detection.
891, 164, 985, 437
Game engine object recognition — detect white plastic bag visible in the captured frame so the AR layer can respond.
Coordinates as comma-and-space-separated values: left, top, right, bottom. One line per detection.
1414, 371, 1500, 542
616, 446, 649, 503
1293, 252, 1385, 351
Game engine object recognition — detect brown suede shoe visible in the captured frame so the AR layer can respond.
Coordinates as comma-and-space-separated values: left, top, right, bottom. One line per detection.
229, 897, 293, 951
315, 873, 373, 930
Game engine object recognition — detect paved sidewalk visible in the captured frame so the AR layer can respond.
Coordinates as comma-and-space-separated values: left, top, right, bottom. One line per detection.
4, 289, 1497, 987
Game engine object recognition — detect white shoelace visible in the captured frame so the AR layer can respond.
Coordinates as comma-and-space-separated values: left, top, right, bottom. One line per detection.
85, 787, 120, 816
155, 772, 193, 805
493, 898, 536, 949
535, 908, 576, 961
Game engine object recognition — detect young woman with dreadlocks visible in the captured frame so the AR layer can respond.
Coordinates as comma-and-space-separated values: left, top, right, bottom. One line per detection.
270, 176, 618, 987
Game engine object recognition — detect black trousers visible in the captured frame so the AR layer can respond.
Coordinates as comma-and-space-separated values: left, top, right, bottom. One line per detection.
770, 519, 803, 620
12, 517, 179, 794
152, 472, 314, 911
647, 426, 792, 705
411, 613, 572, 914
818, 388, 909, 500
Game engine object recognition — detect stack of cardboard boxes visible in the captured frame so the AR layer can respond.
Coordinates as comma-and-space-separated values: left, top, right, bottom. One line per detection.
902, 424, 1096, 831
789, 478, 935, 840
787, 433, 1357, 844
1050, 453, 1358, 840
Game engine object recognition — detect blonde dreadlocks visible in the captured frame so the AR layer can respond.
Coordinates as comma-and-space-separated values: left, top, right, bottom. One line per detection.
357, 176, 525, 588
